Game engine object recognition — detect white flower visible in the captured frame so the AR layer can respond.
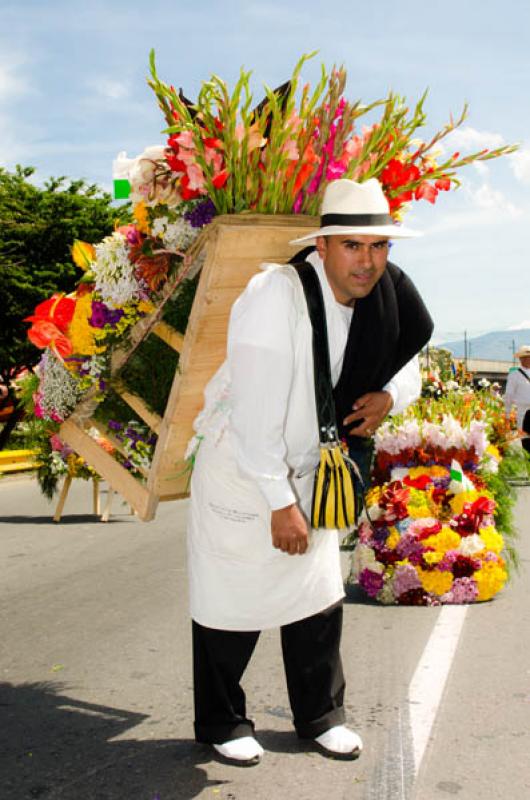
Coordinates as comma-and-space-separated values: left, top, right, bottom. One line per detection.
466, 419, 488, 458
92, 232, 143, 308
150, 214, 198, 254
351, 543, 384, 579
458, 534, 485, 556
128, 145, 182, 207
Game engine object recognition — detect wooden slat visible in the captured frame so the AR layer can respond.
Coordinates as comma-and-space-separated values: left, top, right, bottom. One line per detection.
152, 321, 185, 353
60, 419, 155, 520
114, 385, 162, 434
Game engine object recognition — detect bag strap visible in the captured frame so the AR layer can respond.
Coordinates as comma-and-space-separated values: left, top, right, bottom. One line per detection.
518, 368, 530, 384
293, 261, 339, 444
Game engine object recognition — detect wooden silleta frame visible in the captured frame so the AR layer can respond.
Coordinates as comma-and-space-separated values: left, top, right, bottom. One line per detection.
59, 214, 318, 521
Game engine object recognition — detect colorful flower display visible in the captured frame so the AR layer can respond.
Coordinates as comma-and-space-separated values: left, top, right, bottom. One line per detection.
348, 388, 522, 605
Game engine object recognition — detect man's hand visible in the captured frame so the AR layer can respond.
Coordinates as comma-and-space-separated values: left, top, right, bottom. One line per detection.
343, 390, 393, 437
271, 503, 309, 555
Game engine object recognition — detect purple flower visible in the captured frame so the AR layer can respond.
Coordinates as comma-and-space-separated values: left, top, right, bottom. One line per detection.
393, 564, 421, 597
396, 533, 424, 560
107, 419, 122, 431
184, 198, 216, 228
90, 301, 124, 329
359, 568, 384, 598
442, 577, 478, 604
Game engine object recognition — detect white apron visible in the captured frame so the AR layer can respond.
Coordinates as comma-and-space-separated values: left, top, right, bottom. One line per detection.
187, 258, 348, 631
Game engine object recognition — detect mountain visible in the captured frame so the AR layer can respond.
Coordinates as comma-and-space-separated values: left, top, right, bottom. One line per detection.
440, 329, 530, 361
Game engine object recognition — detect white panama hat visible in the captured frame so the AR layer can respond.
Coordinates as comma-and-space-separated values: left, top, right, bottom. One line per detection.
516, 344, 530, 358
289, 177, 421, 245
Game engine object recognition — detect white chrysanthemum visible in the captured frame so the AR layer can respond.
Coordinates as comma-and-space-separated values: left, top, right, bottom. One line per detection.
92, 232, 142, 308
150, 214, 199, 254
375, 417, 421, 455
458, 534, 485, 556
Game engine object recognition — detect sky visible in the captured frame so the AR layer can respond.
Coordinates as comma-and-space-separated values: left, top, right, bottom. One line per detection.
1, 0, 530, 349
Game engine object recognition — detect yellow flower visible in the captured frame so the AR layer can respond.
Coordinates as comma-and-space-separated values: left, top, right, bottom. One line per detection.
408, 465, 448, 479
422, 551, 444, 566
475, 562, 507, 601
450, 491, 479, 515
137, 299, 156, 315
408, 505, 432, 519
418, 568, 453, 596
69, 294, 106, 356
366, 486, 383, 507
133, 201, 150, 233
423, 527, 461, 553
479, 526, 504, 555
386, 527, 400, 550
485, 444, 501, 462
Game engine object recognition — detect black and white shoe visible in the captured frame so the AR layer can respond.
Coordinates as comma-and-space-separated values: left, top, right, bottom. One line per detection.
313, 725, 363, 760
212, 736, 263, 766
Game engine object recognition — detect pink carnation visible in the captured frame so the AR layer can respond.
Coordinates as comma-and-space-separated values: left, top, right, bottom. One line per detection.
441, 577, 478, 604
359, 568, 384, 598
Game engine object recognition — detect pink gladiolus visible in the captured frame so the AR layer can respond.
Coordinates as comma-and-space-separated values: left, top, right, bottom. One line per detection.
282, 139, 299, 161
326, 160, 347, 180
187, 163, 206, 191
174, 131, 195, 149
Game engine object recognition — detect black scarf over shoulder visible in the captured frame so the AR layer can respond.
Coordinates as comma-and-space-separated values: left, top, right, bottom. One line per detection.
290, 247, 434, 446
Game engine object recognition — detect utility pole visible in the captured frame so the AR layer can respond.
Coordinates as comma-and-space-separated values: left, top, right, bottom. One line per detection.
512, 339, 516, 365
464, 330, 468, 371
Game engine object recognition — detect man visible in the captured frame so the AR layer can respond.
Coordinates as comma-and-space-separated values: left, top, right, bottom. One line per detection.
187, 178, 433, 766
504, 345, 530, 454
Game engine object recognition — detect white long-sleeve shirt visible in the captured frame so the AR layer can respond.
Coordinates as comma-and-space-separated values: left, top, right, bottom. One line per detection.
504, 366, 530, 434
227, 251, 421, 510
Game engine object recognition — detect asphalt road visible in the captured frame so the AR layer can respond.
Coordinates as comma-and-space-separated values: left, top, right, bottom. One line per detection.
1, 476, 529, 800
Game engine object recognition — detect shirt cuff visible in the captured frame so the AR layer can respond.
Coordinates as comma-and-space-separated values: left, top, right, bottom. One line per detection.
382, 381, 398, 409
256, 477, 297, 511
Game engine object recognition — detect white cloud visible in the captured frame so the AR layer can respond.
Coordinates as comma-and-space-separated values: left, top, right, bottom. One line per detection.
87, 78, 130, 100
509, 145, 530, 185
469, 182, 521, 216
425, 181, 524, 234
444, 125, 505, 153
507, 320, 530, 330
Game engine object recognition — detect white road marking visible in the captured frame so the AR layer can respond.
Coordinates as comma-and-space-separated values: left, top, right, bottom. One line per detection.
407, 605, 469, 775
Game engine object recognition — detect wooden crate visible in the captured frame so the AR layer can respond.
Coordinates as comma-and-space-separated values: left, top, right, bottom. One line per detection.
59, 213, 317, 520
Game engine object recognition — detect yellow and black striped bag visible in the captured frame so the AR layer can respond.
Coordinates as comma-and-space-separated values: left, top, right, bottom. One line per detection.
294, 262, 361, 531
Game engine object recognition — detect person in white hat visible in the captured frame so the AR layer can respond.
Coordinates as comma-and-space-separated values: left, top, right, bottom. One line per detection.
504, 345, 530, 453
186, 178, 433, 766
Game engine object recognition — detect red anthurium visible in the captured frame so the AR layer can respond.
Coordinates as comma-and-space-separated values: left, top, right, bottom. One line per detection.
25, 293, 76, 333
27, 320, 73, 358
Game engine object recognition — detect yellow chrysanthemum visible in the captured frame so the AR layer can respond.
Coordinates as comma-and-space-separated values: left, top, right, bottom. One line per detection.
422, 551, 444, 566
408, 505, 432, 519
479, 526, 504, 555
69, 294, 106, 356
450, 491, 479, 515
418, 568, 453, 596
386, 527, 400, 550
475, 562, 507, 601
133, 201, 150, 233
423, 527, 461, 553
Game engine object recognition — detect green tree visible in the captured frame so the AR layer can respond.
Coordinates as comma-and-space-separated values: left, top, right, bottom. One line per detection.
0, 166, 118, 448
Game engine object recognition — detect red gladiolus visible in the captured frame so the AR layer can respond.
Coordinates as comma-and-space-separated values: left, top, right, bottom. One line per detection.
180, 174, 202, 200
415, 182, 438, 204
435, 177, 451, 191
212, 169, 229, 189
166, 153, 187, 174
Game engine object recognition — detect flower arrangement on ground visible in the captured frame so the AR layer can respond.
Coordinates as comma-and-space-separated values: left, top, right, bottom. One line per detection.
348, 388, 523, 605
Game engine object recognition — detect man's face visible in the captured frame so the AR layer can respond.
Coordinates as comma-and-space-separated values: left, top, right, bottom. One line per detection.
316, 234, 390, 306
520, 355, 530, 369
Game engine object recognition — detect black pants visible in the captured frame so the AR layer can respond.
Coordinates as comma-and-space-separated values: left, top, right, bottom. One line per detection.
192, 601, 345, 744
